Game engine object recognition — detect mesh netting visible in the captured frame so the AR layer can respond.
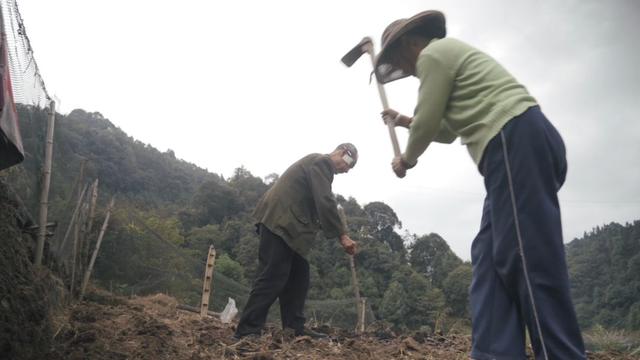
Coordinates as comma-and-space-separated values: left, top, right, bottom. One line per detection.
1, 0, 50, 108
112, 256, 378, 332
210, 271, 377, 330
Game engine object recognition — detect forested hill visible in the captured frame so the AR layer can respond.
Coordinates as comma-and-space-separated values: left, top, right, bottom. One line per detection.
9, 106, 219, 214
567, 221, 640, 331
3, 106, 639, 333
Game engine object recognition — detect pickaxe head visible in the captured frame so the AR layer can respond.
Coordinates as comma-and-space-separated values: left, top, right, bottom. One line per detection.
341, 37, 373, 67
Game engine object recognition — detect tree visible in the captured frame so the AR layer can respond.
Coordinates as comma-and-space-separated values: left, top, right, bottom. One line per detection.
191, 179, 242, 225
229, 166, 268, 210
363, 201, 401, 230
379, 269, 446, 330
442, 263, 472, 317
215, 253, 245, 283
184, 224, 223, 254
380, 281, 407, 329
409, 233, 462, 288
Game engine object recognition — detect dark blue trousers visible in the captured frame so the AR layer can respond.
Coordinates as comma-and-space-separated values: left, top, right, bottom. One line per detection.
470, 106, 586, 360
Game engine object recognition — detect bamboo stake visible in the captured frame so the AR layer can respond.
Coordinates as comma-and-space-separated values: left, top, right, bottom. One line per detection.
360, 298, 366, 333
35, 101, 56, 266
200, 245, 216, 318
70, 201, 84, 296
78, 179, 97, 281
57, 182, 89, 257
80, 197, 115, 300
86, 179, 99, 235
53, 158, 85, 254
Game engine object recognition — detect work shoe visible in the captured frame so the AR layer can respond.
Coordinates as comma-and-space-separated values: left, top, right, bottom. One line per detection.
295, 327, 328, 339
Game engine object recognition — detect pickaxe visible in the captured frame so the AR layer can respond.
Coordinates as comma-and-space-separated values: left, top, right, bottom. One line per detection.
341, 37, 401, 158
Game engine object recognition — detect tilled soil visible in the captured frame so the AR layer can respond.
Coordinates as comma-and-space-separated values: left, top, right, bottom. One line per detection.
46, 290, 637, 360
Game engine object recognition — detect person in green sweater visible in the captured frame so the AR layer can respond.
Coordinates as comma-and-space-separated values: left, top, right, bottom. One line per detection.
373, 10, 586, 360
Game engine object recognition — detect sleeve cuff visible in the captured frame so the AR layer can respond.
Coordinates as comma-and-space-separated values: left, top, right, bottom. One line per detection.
401, 154, 417, 169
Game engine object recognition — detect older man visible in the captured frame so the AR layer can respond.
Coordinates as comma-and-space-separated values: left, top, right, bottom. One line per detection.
234, 143, 358, 339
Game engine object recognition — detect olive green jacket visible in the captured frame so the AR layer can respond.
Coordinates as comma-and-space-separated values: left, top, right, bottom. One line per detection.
252, 153, 346, 258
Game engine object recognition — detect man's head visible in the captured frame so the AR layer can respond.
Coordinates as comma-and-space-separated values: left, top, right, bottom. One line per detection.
329, 143, 358, 174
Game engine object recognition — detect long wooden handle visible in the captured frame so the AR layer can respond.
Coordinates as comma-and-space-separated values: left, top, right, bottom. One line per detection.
337, 205, 364, 333
365, 45, 401, 158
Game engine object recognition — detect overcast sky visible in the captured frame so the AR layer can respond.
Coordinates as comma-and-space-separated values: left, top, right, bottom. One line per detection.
15, 0, 640, 260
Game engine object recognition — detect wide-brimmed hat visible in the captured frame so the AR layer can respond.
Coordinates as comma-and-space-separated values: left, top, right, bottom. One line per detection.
374, 10, 446, 84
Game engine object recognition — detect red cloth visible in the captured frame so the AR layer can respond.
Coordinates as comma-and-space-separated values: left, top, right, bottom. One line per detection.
0, 30, 23, 170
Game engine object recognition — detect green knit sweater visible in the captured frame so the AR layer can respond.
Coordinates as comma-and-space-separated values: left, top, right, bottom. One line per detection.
404, 37, 537, 166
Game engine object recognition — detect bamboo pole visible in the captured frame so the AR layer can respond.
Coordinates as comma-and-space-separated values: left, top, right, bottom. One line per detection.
86, 179, 99, 235
56, 182, 89, 257
35, 101, 56, 266
80, 179, 99, 273
70, 201, 84, 296
360, 298, 366, 333
80, 197, 115, 300
200, 245, 216, 318
77, 179, 97, 282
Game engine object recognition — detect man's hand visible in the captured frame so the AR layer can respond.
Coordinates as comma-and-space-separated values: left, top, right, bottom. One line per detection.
381, 109, 412, 128
392, 156, 408, 178
340, 234, 357, 255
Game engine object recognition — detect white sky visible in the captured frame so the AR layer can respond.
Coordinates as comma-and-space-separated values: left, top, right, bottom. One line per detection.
15, 0, 640, 260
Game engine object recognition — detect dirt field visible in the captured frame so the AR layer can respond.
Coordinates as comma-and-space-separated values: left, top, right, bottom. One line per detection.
44, 290, 637, 360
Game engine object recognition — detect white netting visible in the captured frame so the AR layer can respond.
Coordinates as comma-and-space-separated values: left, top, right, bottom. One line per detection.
1, 0, 50, 108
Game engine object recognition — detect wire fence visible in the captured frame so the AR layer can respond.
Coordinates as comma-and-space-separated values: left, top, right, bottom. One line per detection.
211, 271, 377, 330
104, 248, 379, 332
1, 0, 49, 108
97, 217, 379, 332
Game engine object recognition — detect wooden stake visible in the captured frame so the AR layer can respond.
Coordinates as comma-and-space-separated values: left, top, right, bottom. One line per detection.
35, 101, 56, 266
200, 245, 216, 318
337, 205, 364, 334
80, 197, 115, 300
70, 201, 84, 296
350, 255, 364, 334
360, 298, 366, 333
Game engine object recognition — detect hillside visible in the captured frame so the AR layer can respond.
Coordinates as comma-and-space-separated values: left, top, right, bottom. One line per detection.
7, 106, 219, 215
4, 106, 470, 332
2, 106, 640, 359
567, 221, 640, 330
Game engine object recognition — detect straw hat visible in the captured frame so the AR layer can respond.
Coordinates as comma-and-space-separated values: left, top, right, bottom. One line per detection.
374, 10, 446, 84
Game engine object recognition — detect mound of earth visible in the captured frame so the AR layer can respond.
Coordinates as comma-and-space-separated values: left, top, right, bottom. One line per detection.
44, 289, 634, 360
0, 180, 65, 360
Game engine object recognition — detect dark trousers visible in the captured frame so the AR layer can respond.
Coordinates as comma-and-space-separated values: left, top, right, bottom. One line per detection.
235, 224, 310, 337
470, 106, 586, 360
